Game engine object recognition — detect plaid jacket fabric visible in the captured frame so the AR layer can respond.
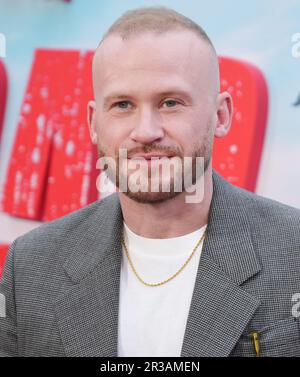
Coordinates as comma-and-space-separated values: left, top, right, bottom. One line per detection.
1, 171, 300, 357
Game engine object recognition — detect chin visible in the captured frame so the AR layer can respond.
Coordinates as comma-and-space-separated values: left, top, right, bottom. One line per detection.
123, 190, 181, 204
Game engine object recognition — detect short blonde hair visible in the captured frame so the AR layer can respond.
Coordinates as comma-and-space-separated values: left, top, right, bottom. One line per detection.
101, 6, 215, 50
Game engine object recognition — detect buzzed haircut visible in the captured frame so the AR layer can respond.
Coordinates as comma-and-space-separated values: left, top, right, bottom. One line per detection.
100, 6, 215, 52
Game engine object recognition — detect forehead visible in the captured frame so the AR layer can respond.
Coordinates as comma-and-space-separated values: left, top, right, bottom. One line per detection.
93, 30, 217, 96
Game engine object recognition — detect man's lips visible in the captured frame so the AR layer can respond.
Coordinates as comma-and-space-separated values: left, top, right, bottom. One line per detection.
128, 154, 175, 160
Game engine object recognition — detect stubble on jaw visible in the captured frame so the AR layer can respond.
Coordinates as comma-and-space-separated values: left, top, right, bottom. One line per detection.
96, 121, 214, 204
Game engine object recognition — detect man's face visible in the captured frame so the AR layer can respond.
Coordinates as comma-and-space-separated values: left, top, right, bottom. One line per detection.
89, 30, 227, 203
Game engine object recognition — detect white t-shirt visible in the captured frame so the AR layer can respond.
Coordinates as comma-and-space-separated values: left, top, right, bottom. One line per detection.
117, 222, 207, 357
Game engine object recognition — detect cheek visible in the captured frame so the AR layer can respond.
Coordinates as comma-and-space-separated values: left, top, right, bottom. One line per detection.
165, 116, 204, 146
96, 114, 129, 154
167, 115, 213, 156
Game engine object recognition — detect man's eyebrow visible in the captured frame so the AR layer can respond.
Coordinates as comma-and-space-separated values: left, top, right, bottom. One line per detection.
103, 89, 193, 106
158, 90, 193, 100
103, 94, 133, 107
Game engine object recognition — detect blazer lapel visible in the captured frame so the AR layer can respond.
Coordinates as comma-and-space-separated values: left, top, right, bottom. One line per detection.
53, 194, 124, 357
181, 171, 261, 356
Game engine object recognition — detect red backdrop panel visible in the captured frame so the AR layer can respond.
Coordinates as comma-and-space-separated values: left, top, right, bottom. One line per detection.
2, 49, 98, 221
214, 57, 268, 191
0, 59, 7, 142
0, 244, 10, 278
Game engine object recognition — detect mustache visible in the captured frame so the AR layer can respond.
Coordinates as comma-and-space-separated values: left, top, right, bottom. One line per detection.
98, 144, 184, 158
121, 144, 183, 159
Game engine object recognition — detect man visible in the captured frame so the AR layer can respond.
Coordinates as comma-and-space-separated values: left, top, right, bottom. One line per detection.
1, 7, 300, 357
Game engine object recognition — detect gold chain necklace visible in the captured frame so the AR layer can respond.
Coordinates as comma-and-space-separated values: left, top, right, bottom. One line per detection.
121, 228, 207, 287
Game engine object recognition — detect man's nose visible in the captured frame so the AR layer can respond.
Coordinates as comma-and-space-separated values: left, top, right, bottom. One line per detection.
129, 107, 164, 144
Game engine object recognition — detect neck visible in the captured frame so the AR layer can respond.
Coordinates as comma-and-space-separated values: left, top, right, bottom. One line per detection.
118, 166, 213, 239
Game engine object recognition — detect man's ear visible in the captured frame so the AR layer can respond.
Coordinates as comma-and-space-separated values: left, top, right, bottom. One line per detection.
214, 92, 233, 138
87, 100, 98, 144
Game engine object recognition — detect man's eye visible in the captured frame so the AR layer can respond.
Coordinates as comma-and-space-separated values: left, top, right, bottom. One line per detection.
163, 100, 179, 108
114, 101, 130, 109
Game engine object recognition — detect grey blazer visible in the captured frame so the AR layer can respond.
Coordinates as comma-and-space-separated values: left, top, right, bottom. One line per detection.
1, 171, 300, 357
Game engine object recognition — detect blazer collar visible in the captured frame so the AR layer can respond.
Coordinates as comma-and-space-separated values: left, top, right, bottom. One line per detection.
180, 171, 261, 356
54, 194, 124, 356
62, 193, 124, 284
204, 171, 261, 285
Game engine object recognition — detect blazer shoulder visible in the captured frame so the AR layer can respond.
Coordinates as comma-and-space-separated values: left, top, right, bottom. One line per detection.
231, 184, 300, 241
238, 186, 300, 220
214, 172, 300, 224
12, 193, 120, 259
